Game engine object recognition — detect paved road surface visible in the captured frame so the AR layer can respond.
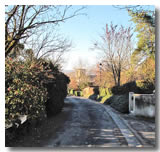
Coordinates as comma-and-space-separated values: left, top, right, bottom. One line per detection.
45, 96, 143, 147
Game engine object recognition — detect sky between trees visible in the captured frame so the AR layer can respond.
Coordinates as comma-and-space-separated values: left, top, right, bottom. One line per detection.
59, 5, 155, 71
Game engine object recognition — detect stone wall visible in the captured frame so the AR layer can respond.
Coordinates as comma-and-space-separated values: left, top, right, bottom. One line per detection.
129, 92, 155, 117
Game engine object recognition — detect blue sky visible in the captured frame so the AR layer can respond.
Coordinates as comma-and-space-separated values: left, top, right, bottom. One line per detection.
59, 5, 139, 71
6, 5, 155, 71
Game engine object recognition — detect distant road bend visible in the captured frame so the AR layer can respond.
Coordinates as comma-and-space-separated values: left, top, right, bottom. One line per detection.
45, 96, 146, 147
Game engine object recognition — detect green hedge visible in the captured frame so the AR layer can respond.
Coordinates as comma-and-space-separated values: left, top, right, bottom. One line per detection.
69, 89, 74, 95
136, 80, 155, 93
99, 88, 112, 103
99, 88, 106, 97
80, 91, 83, 96
111, 81, 155, 95
100, 95, 109, 103
108, 94, 129, 113
5, 58, 48, 126
68, 89, 83, 97
76, 91, 83, 96
6, 57, 70, 127
97, 87, 112, 103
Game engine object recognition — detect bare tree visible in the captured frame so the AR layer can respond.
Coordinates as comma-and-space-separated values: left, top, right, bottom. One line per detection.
93, 23, 133, 86
24, 30, 72, 64
5, 5, 85, 57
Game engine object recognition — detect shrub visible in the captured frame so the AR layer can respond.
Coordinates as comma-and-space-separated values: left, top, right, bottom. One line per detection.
106, 88, 112, 96
111, 81, 138, 95
104, 95, 114, 105
69, 89, 74, 95
80, 91, 83, 96
6, 57, 70, 126
100, 91, 112, 104
74, 91, 78, 96
100, 95, 109, 104
107, 94, 129, 113
76, 91, 82, 96
82, 87, 94, 98
5, 58, 48, 127
68, 89, 83, 96
67, 88, 70, 94
136, 80, 155, 94
93, 86, 99, 95
99, 87, 106, 97
97, 87, 112, 103
83, 86, 99, 98
44, 70, 70, 117
96, 95, 103, 102
111, 80, 155, 95
89, 94, 98, 100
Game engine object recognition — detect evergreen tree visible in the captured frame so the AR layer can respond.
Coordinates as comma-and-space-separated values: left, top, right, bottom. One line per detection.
128, 9, 155, 62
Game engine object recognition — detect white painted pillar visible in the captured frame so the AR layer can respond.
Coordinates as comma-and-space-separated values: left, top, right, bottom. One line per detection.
129, 92, 134, 113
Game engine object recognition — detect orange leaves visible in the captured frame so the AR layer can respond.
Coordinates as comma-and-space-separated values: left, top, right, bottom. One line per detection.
68, 76, 78, 90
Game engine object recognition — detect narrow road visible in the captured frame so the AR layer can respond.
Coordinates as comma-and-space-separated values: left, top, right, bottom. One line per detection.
45, 96, 143, 147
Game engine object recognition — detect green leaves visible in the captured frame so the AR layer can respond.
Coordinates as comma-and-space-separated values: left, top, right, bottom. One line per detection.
5, 56, 69, 126
129, 9, 155, 61
5, 57, 48, 126
128, 9, 155, 87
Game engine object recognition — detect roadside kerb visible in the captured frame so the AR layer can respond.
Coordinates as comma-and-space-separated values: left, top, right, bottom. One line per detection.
103, 105, 142, 147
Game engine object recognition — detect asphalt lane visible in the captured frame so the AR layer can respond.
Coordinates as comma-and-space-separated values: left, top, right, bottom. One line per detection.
46, 96, 128, 147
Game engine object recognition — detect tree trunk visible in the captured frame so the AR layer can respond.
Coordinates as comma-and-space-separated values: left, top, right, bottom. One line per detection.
112, 67, 117, 86
117, 68, 121, 87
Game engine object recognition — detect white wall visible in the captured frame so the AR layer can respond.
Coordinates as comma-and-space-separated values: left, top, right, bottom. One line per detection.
129, 93, 155, 118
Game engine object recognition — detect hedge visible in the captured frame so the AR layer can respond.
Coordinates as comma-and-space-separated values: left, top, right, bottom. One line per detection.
111, 80, 155, 95
100, 94, 112, 104
68, 89, 83, 97
107, 94, 129, 113
5, 57, 70, 127
5, 58, 48, 127
96, 87, 112, 103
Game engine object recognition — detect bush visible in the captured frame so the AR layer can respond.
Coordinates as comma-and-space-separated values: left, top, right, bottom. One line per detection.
44, 71, 70, 117
106, 88, 112, 96
111, 80, 155, 95
89, 94, 98, 100
68, 89, 83, 97
99, 87, 106, 97
5, 58, 48, 127
107, 94, 129, 113
96, 87, 112, 103
104, 95, 114, 105
5, 57, 70, 126
82, 87, 94, 98
111, 81, 138, 95
83, 86, 99, 98
69, 89, 74, 95
100, 93, 112, 104
76, 91, 82, 96
96, 95, 103, 102
136, 80, 155, 94
80, 91, 83, 96
100, 95, 109, 104
75, 91, 78, 96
